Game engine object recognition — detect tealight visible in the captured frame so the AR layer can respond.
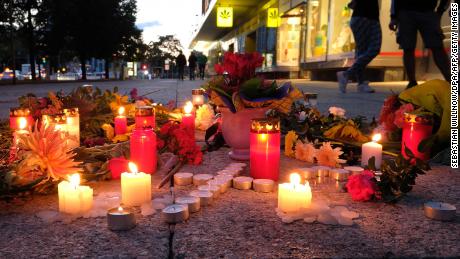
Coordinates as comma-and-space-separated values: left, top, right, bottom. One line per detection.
343, 166, 364, 175
174, 172, 194, 186
214, 175, 233, 188
253, 179, 275, 193
198, 185, 220, 198
190, 190, 213, 206
330, 169, 350, 181
175, 196, 200, 213
217, 170, 239, 177
193, 174, 214, 186
299, 167, 316, 179
162, 204, 189, 224
233, 176, 253, 190
424, 202, 456, 221
107, 206, 136, 231
313, 166, 330, 177
208, 179, 228, 193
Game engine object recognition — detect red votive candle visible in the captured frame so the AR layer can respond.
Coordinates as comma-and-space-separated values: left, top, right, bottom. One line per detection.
250, 118, 280, 181
115, 106, 127, 135
402, 112, 433, 161
182, 101, 195, 140
135, 106, 155, 129
10, 108, 34, 130
109, 157, 129, 179
130, 127, 157, 174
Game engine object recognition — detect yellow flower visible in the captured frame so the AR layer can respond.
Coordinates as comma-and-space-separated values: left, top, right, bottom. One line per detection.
285, 131, 298, 157
316, 142, 346, 167
294, 140, 316, 163
102, 123, 115, 140
195, 104, 215, 130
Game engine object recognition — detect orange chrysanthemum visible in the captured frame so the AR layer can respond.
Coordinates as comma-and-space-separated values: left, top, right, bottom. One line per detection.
316, 142, 346, 167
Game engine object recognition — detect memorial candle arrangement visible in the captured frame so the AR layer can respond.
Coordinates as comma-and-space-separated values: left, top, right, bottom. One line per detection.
121, 162, 152, 206
135, 106, 155, 129
9, 107, 34, 130
361, 133, 383, 169
278, 173, 312, 213
114, 106, 127, 135
191, 89, 205, 106
130, 127, 157, 174
182, 101, 195, 139
402, 113, 433, 161
63, 108, 80, 149
58, 173, 93, 214
250, 118, 280, 181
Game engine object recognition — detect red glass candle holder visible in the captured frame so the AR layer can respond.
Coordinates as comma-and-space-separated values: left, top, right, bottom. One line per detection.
250, 118, 280, 181
10, 108, 34, 130
402, 112, 433, 161
130, 128, 157, 174
135, 106, 155, 129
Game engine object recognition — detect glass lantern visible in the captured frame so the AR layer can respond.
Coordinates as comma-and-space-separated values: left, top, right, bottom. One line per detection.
402, 112, 433, 161
192, 89, 205, 106
135, 106, 155, 129
10, 108, 34, 130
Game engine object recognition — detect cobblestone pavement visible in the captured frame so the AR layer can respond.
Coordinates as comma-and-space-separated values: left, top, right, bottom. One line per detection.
0, 79, 407, 119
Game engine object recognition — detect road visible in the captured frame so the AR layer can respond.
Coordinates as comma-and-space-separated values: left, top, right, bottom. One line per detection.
0, 79, 408, 119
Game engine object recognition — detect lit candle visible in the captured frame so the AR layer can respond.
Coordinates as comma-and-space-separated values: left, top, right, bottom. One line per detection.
162, 204, 190, 223
130, 127, 157, 174
121, 162, 152, 206
135, 106, 155, 129
361, 134, 383, 169
277, 173, 312, 213
114, 106, 127, 135
58, 173, 93, 215
9, 107, 34, 130
232, 176, 253, 190
249, 118, 280, 181
402, 113, 433, 161
192, 89, 205, 106
63, 108, 80, 149
181, 101, 195, 139
12, 117, 29, 147
107, 206, 136, 231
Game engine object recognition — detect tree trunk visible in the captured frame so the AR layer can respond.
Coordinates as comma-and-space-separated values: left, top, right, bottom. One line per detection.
27, 7, 36, 81
104, 59, 110, 79
80, 55, 87, 80
37, 60, 41, 80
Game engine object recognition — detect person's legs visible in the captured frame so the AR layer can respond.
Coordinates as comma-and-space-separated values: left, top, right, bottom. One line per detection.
431, 47, 450, 81
403, 49, 417, 85
357, 20, 382, 93
397, 10, 418, 87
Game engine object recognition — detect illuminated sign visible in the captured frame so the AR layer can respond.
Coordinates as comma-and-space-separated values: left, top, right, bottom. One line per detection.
217, 7, 233, 27
267, 8, 280, 28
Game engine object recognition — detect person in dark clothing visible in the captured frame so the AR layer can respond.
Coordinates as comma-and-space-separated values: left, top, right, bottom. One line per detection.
337, 0, 381, 93
389, 0, 450, 88
188, 52, 197, 80
176, 51, 186, 80
197, 53, 208, 80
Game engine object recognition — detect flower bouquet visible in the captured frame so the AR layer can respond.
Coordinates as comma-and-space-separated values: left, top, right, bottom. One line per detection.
203, 52, 303, 113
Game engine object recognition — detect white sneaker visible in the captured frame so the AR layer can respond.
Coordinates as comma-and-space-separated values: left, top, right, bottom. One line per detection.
337, 71, 348, 93
357, 81, 375, 93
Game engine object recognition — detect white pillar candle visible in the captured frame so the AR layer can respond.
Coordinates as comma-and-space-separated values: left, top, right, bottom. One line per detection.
277, 173, 312, 213
58, 173, 93, 214
361, 134, 383, 169
121, 162, 152, 206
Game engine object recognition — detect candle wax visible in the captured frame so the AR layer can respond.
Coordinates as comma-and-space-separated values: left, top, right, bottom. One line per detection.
121, 171, 152, 206
361, 141, 382, 169
114, 116, 127, 135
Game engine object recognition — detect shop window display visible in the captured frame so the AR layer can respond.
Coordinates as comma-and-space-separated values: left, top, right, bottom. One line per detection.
276, 14, 301, 66
305, 0, 329, 62
327, 0, 354, 60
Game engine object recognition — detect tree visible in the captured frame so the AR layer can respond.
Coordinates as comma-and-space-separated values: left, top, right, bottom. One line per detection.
146, 35, 182, 68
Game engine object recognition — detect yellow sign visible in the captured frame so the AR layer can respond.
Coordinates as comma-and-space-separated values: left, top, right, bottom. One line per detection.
267, 8, 279, 28
217, 7, 233, 27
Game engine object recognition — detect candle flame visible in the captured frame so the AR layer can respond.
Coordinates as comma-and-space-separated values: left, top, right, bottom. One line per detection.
68, 173, 80, 187
118, 106, 125, 116
128, 162, 138, 174
18, 117, 27, 130
184, 101, 193, 114
290, 173, 301, 185
258, 133, 267, 141
118, 206, 123, 212
372, 133, 382, 142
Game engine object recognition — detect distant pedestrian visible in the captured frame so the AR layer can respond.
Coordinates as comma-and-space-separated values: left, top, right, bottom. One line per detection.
176, 51, 186, 80
197, 53, 208, 80
337, 0, 381, 93
389, 0, 450, 88
188, 52, 197, 80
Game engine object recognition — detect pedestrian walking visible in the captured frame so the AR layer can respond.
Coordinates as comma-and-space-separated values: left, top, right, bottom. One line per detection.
337, 0, 381, 93
188, 52, 197, 80
176, 51, 186, 80
389, 0, 450, 88
197, 53, 208, 80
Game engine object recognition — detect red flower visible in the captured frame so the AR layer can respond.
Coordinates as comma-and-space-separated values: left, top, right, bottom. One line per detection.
157, 139, 165, 150
394, 103, 414, 128
346, 170, 379, 201
379, 95, 401, 132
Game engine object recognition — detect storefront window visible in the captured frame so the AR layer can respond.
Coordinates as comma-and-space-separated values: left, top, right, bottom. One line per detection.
276, 14, 301, 66
327, 0, 354, 60
305, 0, 329, 62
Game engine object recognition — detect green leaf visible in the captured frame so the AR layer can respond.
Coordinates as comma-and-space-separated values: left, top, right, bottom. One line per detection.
403, 142, 415, 158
